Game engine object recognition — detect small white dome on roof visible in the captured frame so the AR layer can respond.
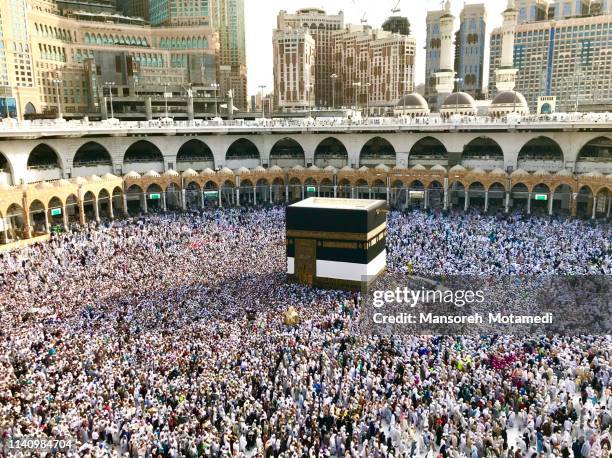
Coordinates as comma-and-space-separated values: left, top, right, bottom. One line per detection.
102, 173, 117, 180
532, 169, 550, 177
411, 164, 427, 171
236, 166, 250, 175
511, 168, 529, 177
292, 165, 305, 171
556, 169, 573, 177
253, 166, 266, 172
72, 177, 88, 185
442, 92, 476, 109
37, 181, 54, 189
490, 168, 507, 176
582, 171, 603, 178
124, 171, 141, 179
358, 166, 369, 172
449, 165, 466, 173
393, 164, 407, 170
163, 169, 180, 177
308, 165, 320, 171
374, 164, 390, 171
471, 167, 486, 175
55, 179, 72, 187
269, 165, 283, 172
430, 164, 446, 172
89, 175, 103, 182
323, 165, 337, 172
201, 168, 216, 175
143, 170, 161, 178
182, 168, 198, 178
340, 166, 353, 172
219, 167, 233, 174
396, 93, 428, 109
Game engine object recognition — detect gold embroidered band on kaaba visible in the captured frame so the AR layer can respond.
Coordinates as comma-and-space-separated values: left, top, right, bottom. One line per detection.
286, 222, 387, 242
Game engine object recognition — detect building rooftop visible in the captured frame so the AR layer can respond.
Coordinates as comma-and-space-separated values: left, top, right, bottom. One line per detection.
290, 197, 386, 211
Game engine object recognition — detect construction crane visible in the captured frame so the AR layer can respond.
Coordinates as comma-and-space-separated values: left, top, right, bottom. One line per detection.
360, 12, 368, 24
391, 0, 401, 13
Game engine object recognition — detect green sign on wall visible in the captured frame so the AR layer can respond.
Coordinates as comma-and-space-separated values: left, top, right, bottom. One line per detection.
204, 191, 219, 198
50, 208, 62, 216
534, 194, 548, 201
150, 193, 161, 200
306, 186, 316, 193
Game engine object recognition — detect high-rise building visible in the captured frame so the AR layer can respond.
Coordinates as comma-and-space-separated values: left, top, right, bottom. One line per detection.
456, 3, 486, 98
434, 1, 456, 107
117, 0, 150, 20
277, 9, 344, 108
424, 9, 445, 105
55, 0, 117, 14
149, 0, 211, 26
332, 25, 416, 115
591, 0, 612, 15
549, 0, 590, 19
489, 13, 612, 112
272, 28, 315, 111
211, 0, 248, 110
515, 0, 549, 23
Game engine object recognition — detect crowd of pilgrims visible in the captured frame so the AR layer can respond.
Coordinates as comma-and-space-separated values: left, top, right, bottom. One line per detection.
0, 207, 610, 458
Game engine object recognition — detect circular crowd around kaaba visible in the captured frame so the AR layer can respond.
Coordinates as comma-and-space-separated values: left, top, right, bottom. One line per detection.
0, 207, 610, 457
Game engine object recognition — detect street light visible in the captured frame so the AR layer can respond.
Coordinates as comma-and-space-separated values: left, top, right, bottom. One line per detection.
104, 81, 115, 119
52, 78, 63, 119
352, 82, 361, 111
330, 73, 338, 110
211, 82, 220, 117
258, 84, 266, 119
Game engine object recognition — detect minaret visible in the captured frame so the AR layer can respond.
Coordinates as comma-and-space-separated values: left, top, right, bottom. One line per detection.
435, 0, 456, 108
495, 0, 519, 92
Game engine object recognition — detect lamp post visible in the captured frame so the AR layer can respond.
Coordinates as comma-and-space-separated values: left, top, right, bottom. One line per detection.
258, 84, 266, 119
104, 81, 115, 119
52, 78, 63, 119
211, 82, 220, 117
352, 82, 361, 111
330, 73, 338, 110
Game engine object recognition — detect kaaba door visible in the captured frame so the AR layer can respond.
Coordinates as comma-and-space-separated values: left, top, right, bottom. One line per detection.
295, 238, 316, 285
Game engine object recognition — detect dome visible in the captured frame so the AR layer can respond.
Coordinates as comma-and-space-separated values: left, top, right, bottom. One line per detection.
218, 167, 233, 175
236, 167, 250, 175
253, 166, 266, 172
55, 179, 72, 187
201, 168, 216, 176
374, 164, 390, 171
490, 168, 507, 176
471, 167, 486, 175
340, 166, 353, 172
291, 165, 304, 171
124, 171, 141, 179
36, 181, 54, 190
532, 169, 550, 177
102, 173, 117, 180
411, 164, 426, 171
556, 169, 573, 177
308, 165, 320, 171
449, 165, 467, 173
396, 93, 428, 109
88, 175, 102, 182
511, 168, 529, 177
430, 165, 446, 172
442, 92, 476, 109
358, 166, 369, 172
72, 177, 88, 185
582, 171, 603, 178
163, 169, 180, 177
182, 168, 198, 178
143, 170, 160, 178
489, 91, 529, 116
323, 165, 337, 173
269, 165, 283, 172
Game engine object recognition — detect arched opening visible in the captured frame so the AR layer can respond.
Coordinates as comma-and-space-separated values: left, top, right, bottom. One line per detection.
73, 142, 112, 176
552, 184, 573, 216
27, 144, 61, 181
112, 187, 123, 216
29, 200, 47, 233
126, 185, 144, 215
467, 182, 486, 210
219, 180, 234, 206
595, 188, 611, 218
177, 139, 215, 171
531, 184, 550, 215
448, 181, 466, 210
185, 181, 201, 209
408, 180, 426, 209
304, 177, 317, 198
272, 177, 285, 203
226, 139, 260, 169
24, 102, 36, 115
48, 197, 64, 230
270, 138, 305, 168
314, 137, 348, 168
239, 179, 254, 206
409, 137, 447, 167
510, 183, 529, 213
165, 183, 181, 210
462, 137, 504, 170
337, 178, 351, 199
576, 137, 612, 174
202, 181, 219, 207
65, 194, 79, 225
488, 183, 506, 213
5, 203, 26, 241
289, 177, 302, 202
320, 178, 334, 198
256, 178, 270, 205
354, 179, 369, 199
372, 179, 387, 200
360, 137, 396, 167
540, 103, 551, 114
576, 185, 593, 219
124, 140, 164, 173
82, 191, 96, 222
517, 137, 564, 172
98, 189, 112, 219
428, 180, 444, 209
390, 180, 405, 209
0, 152, 13, 186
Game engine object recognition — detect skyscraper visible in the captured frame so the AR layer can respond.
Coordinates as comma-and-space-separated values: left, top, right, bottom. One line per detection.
149, 0, 211, 26
456, 3, 486, 98
55, 0, 117, 14
424, 8, 446, 106
211, 0, 248, 110
514, 0, 549, 23
277, 9, 344, 108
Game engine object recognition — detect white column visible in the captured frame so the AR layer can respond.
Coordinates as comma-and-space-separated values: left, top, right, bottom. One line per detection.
93, 199, 100, 223
285, 185, 289, 202
333, 186, 337, 198
464, 190, 469, 212
505, 192, 510, 213
181, 190, 187, 211
44, 210, 50, 233
386, 187, 390, 204
269, 185, 273, 204
142, 194, 148, 214
218, 189, 222, 208
253, 186, 257, 205
484, 190, 489, 213
109, 198, 114, 220
301, 187, 304, 200
351, 187, 355, 199
201, 190, 205, 209
236, 188, 240, 206
527, 192, 532, 215
607, 196, 611, 217
62, 206, 69, 231
317, 187, 320, 197
548, 193, 554, 216
443, 179, 449, 210
123, 194, 128, 216
161, 193, 167, 212
592, 197, 597, 219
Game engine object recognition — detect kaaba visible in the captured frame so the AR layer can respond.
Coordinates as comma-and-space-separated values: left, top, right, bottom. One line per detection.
286, 198, 388, 289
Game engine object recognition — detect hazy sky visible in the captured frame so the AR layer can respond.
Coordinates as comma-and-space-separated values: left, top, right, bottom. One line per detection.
244, 0, 508, 95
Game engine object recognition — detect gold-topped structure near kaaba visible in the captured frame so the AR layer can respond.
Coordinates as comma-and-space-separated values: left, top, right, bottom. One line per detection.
286, 198, 388, 290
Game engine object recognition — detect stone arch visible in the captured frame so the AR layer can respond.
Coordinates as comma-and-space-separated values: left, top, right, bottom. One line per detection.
226, 138, 260, 169
270, 138, 305, 168
510, 183, 529, 212
409, 136, 447, 167
47, 196, 64, 228
0, 150, 14, 185
576, 185, 594, 218
124, 140, 164, 171
73, 141, 113, 170
314, 137, 348, 168
24, 102, 36, 115
28, 143, 61, 169
5, 203, 26, 241
576, 136, 612, 174
462, 137, 504, 169
126, 184, 143, 215
177, 139, 215, 171
360, 137, 396, 167
112, 186, 123, 215
29, 199, 46, 233
517, 136, 564, 171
